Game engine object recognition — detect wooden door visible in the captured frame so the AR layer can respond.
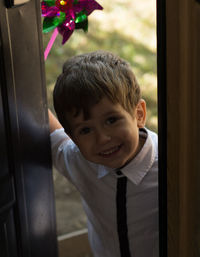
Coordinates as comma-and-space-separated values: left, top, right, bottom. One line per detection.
0, 1, 58, 256
157, 0, 200, 256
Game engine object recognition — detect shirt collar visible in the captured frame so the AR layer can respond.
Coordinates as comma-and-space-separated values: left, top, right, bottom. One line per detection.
97, 165, 113, 178
97, 128, 157, 185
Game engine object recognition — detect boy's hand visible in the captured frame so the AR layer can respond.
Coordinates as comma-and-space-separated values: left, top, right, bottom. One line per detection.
48, 109, 63, 133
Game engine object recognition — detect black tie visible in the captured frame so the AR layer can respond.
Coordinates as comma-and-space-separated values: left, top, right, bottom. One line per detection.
116, 170, 131, 257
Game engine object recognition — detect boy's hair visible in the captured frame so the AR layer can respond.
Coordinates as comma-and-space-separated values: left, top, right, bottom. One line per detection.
53, 50, 141, 133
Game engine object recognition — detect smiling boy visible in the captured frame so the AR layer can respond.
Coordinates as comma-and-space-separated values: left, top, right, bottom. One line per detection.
49, 50, 158, 257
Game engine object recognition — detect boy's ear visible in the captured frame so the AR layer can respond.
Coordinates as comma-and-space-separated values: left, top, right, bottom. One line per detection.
136, 99, 146, 128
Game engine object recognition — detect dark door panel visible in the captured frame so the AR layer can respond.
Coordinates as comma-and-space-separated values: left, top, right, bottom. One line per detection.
0, 1, 58, 256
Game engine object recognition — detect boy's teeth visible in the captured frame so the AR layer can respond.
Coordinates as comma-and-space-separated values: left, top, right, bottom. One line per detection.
100, 145, 120, 155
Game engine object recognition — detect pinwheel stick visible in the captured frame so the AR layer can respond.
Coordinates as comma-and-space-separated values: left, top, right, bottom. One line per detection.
44, 28, 59, 60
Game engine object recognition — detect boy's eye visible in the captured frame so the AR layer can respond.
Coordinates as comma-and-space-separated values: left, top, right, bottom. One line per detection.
106, 116, 118, 125
79, 127, 91, 135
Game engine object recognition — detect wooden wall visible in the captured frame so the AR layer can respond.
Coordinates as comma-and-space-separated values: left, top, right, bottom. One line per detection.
165, 0, 200, 256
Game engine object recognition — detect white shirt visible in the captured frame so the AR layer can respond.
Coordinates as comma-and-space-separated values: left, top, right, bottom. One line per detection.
51, 128, 159, 257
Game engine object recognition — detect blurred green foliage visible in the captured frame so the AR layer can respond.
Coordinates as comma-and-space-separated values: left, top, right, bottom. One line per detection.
43, 0, 157, 131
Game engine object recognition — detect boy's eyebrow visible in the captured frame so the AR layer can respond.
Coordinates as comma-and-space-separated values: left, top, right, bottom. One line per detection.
103, 110, 121, 116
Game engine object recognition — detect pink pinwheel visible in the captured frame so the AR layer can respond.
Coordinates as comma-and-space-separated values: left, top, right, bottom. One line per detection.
42, 0, 103, 44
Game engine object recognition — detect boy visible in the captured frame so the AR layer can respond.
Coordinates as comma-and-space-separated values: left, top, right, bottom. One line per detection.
49, 50, 158, 257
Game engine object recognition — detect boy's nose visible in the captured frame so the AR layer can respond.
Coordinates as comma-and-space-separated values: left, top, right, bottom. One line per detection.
96, 129, 111, 144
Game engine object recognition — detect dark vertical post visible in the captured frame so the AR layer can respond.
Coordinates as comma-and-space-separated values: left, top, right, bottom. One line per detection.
157, 0, 168, 256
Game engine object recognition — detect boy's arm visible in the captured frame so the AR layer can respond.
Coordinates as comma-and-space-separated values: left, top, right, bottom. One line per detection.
48, 109, 63, 133
48, 109, 71, 177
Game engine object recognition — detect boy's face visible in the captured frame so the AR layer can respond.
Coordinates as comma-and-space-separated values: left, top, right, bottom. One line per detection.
66, 97, 146, 169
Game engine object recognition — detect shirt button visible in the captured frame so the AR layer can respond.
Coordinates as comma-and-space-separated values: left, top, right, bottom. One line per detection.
116, 170, 122, 176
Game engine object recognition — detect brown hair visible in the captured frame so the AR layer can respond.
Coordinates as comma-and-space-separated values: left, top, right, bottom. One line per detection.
53, 50, 141, 133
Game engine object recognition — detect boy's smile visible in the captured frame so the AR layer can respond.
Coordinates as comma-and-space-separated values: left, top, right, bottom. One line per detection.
66, 97, 146, 169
